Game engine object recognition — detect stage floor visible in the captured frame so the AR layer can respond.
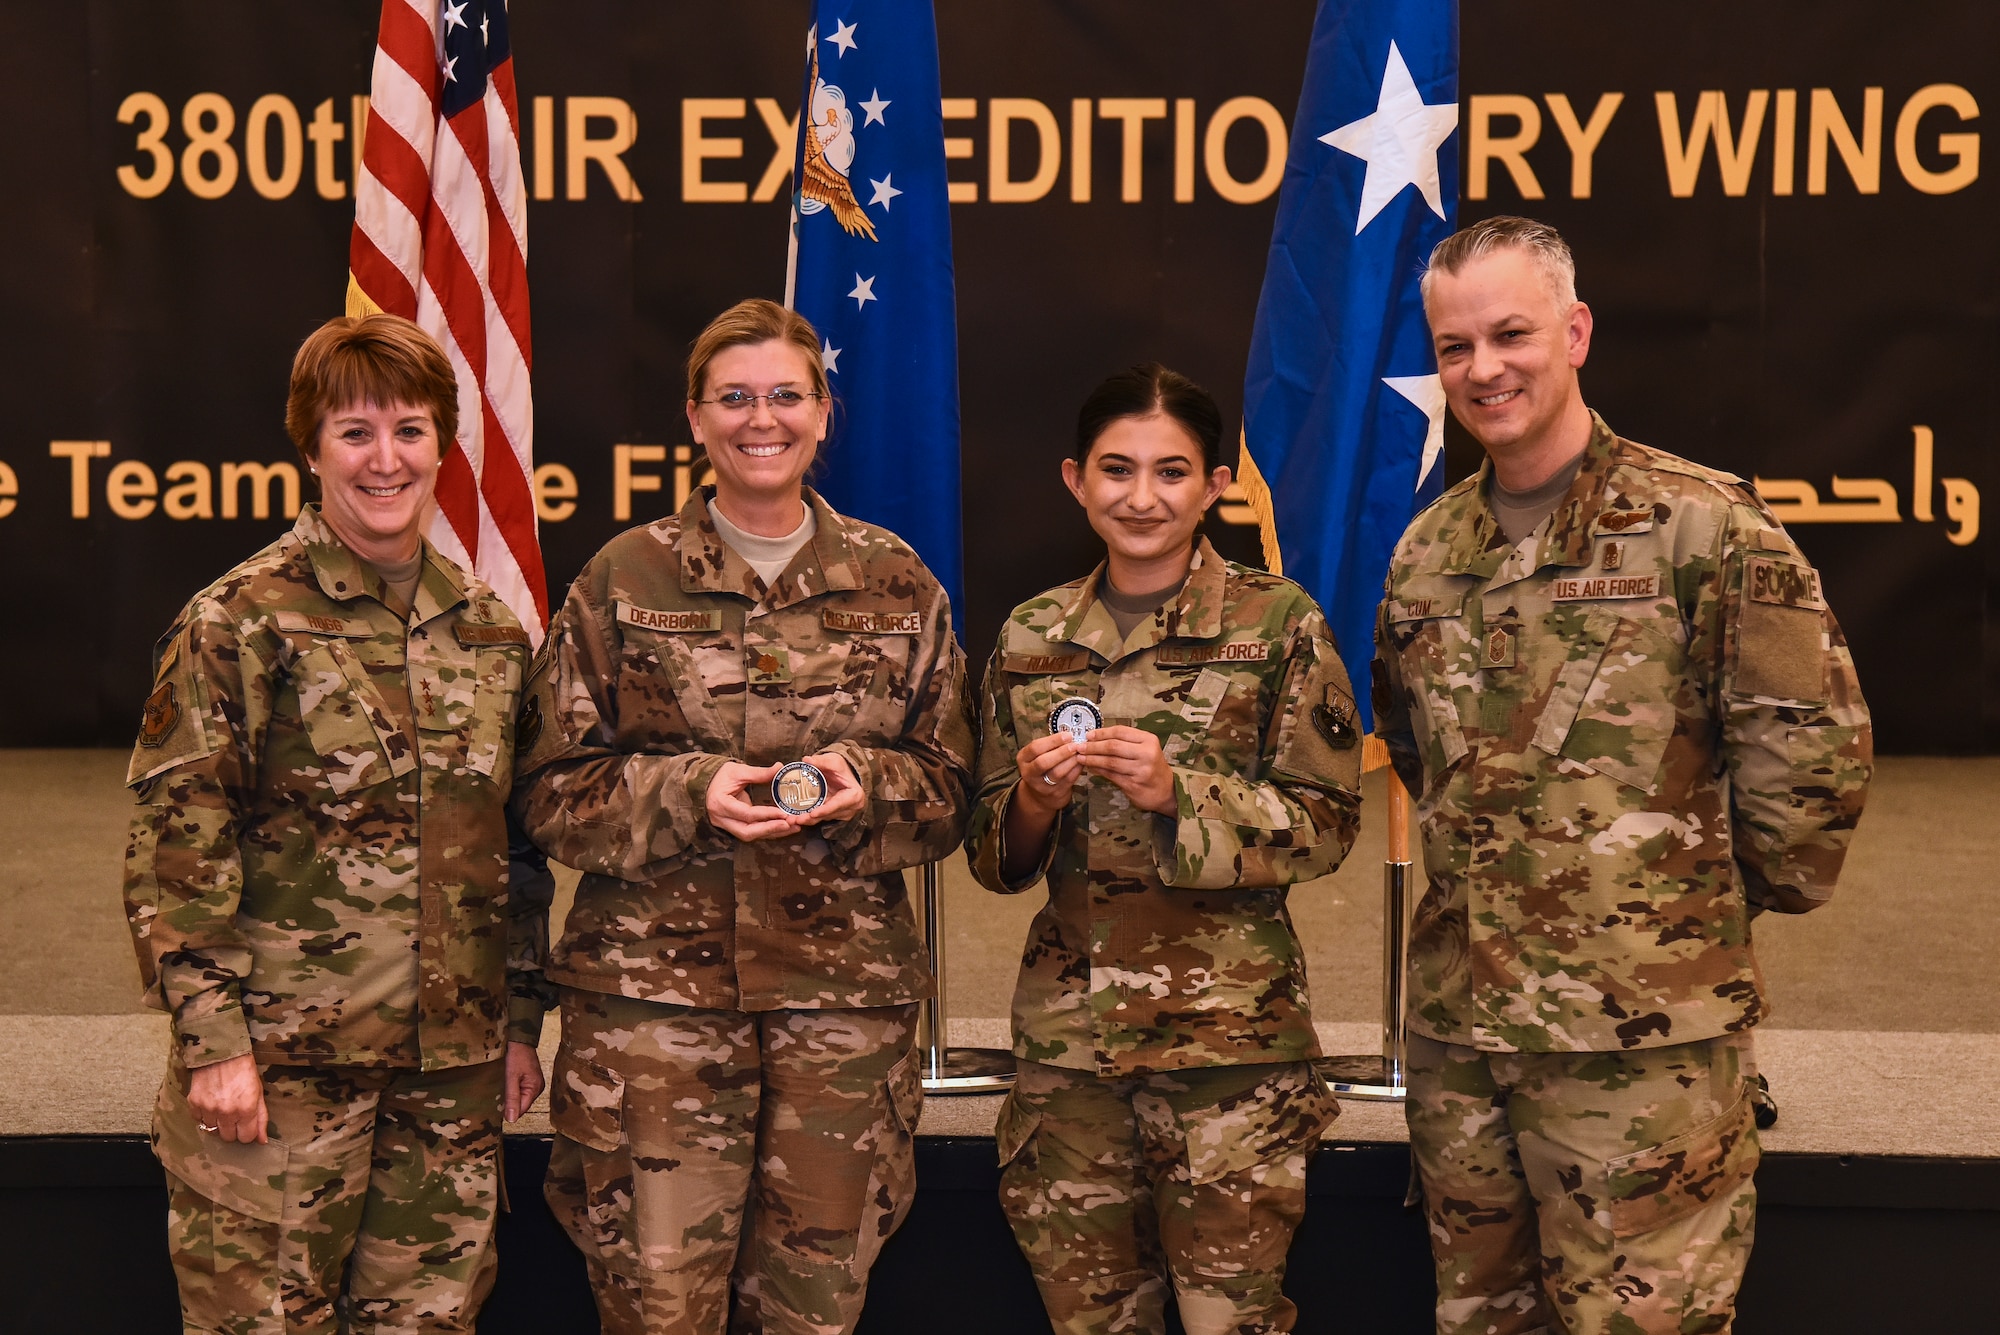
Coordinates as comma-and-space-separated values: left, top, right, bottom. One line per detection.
2, 751, 1996, 1155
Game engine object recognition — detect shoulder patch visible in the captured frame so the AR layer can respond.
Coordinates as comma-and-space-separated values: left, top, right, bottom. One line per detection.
1154, 640, 1276, 666
138, 681, 180, 748
616, 603, 722, 634
823, 609, 923, 635
455, 623, 531, 647
1747, 556, 1825, 610
273, 610, 373, 638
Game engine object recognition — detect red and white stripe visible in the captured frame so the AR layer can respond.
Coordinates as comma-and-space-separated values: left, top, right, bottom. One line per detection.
349, 0, 547, 639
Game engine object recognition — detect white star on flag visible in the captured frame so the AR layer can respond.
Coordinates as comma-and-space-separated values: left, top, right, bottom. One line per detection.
848, 274, 877, 308
442, 54, 459, 83
860, 90, 890, 126
827, 20, 859, 56
868, 175, 902, 209
1319, 41, 1458, 234
1383, 373, 1448, 489
480, 14, 488, 43
443, 1, 466, 32
822, 341, 842, 374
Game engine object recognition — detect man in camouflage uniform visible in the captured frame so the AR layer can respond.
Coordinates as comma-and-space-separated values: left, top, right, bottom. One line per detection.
511, 483, 973, 1335
126, 504, 553, 1334
966, 536, 1363, 1335
1374, 216, 1872, 1334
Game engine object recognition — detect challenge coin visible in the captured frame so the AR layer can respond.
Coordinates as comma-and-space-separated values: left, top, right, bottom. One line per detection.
772, 760, 829, 816
1048, 697, 1103, 744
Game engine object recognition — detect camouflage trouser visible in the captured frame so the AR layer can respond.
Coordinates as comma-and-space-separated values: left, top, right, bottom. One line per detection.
152, 1055, 504, 1335
1405, 1033, 1761, 1335
545, 989, 922, 1335
995, 1058, 1338, 1335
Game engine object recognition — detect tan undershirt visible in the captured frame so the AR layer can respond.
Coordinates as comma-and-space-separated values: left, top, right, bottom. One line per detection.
1489, 452, 1586, 545
1100, 574, 1188, 644
709, 499, 817, 588
367, 551, 424, 619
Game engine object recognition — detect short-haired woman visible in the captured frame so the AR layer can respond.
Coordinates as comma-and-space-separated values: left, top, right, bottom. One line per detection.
966, 364, 1364, 1334
512, 298, 974, 1335
124, 313, 552, 1333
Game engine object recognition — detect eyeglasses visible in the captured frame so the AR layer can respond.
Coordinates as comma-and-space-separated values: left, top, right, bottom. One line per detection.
696, 389, 825, 414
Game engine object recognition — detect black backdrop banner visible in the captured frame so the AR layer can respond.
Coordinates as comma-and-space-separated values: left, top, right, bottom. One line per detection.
0, 1, 1991, 752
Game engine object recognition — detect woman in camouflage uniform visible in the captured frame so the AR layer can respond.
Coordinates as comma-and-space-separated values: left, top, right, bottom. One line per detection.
123, 315, 552, 1334
966, 365, 1364, 1335
511, 300, 974, 1335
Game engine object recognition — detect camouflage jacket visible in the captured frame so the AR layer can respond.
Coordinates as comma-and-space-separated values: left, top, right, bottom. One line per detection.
123, 506, 553, 1072
966, 539, 1364, 1077
510, 487, 975, 1011
1374, 415, 1872, 1054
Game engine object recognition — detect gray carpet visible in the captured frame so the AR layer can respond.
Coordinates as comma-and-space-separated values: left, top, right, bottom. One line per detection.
3, 750, 1994, 1153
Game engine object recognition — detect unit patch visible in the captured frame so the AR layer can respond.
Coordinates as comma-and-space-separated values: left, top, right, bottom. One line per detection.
616, 603, 723, 633
1550, 574, 1661, 601
1154, 640, 1275, 666
1312, 698, 1358, 749
1747, 557, 1826, 610
823, 609, 922, 634
139, 681, 180, 748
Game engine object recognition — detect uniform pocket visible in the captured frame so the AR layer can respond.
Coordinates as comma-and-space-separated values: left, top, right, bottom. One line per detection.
293, 641, 413, 793
1387, 607, 1470, 774
548, 1049, 627, 1154
1603, 1089, 1760, 1239
1168, 1063, 1335, 1282
1178, 1063, 1337, 1186
151, 1073, 290, 1224
853, 1052, 923, 1275
1538, 611, 1681, 795
994, 1084, 1043, 1170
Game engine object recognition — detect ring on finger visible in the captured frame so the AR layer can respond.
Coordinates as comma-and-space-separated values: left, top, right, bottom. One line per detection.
197, 1122, 219, 1133
1042, 772, 1056, 786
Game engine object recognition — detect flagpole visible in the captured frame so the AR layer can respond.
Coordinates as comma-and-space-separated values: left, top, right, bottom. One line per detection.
917, 861, 1015, 1094
1318, 737, 1414, 1101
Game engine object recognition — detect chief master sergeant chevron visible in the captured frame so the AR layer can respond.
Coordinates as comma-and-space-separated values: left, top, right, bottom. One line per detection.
1372, 216, 1872, 1335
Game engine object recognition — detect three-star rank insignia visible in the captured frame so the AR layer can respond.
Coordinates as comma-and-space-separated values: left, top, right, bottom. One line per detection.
138, 681, 180, 748
1312, 698, 1358, 749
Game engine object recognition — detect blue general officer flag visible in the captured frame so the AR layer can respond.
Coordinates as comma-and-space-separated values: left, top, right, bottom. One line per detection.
785, 2, 964, 624
1241, 0, 1458, 729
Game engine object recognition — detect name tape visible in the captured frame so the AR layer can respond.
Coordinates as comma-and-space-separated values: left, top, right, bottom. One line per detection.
1155, 640, 1275, 666
1387, 597, 1450, 622
823, 609, 923, 635
274, 610, 373, 638
1747, 557, 1826, 610
1004, 652, 1091, 675
617, 603, 722, 634
1550, 574, 1662, 601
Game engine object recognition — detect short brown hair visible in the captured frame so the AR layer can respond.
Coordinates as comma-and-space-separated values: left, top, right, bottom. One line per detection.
1421, 215, 1578, 311
285, 314, 459, 466
685, 299, 828, 402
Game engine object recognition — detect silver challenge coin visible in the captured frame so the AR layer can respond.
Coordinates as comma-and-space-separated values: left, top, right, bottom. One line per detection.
1048, 697, 1103, 745
771, 760, 829, 816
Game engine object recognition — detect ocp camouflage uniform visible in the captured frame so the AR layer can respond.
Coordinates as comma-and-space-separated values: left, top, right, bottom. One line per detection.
123, 505, 553, 1335
966, 539, 1362, 1335
1374, 415, 1872, 1334
511, 486, 973, 1335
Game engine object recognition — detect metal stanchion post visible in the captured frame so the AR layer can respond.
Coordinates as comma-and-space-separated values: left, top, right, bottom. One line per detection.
1317, 747, 1414, 1101
917, 861, 1015, 1094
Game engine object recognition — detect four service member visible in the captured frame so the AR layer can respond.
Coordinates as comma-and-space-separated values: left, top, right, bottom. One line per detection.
124, 314, 553, 1334
126, 231, 1870, 1329
1374, 216, 1873, 1334
509, 299, 976, 1335
966, 365, 1363, 1335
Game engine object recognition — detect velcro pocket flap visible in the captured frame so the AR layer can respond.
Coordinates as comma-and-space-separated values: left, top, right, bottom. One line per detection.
293, 641, 416, 789
1180, 1064, 1338, 1186
151, 1072, 290, 1223
547, 1050, 627, 1154
884, 1051, 925, 1135
1604, 1090, 1759, 1238
993, 1086, 1042, 1168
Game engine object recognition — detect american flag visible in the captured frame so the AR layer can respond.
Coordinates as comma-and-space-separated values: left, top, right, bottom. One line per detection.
347, 0, 546, 638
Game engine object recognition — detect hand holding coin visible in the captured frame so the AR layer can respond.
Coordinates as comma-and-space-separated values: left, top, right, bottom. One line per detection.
1078, 726, 1176, 816
706, 761, 801, 842
778, 753, 866, 824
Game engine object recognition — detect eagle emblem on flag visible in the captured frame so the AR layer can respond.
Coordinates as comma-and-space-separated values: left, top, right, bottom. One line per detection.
798, 35, 878, 240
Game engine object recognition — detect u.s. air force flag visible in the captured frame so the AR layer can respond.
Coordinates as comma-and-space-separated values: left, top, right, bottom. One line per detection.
1240, 0, 1458, 728
784, 2, 964, 622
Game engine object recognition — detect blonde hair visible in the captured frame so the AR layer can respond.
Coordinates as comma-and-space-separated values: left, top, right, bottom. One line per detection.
685, 299, 828, 402
285, 314, 458, 466
1421, 215, 1579, 311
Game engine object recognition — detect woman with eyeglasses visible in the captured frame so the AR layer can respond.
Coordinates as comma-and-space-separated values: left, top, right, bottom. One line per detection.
511, 298, 974, 1335
966, 364, 1364, 1334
